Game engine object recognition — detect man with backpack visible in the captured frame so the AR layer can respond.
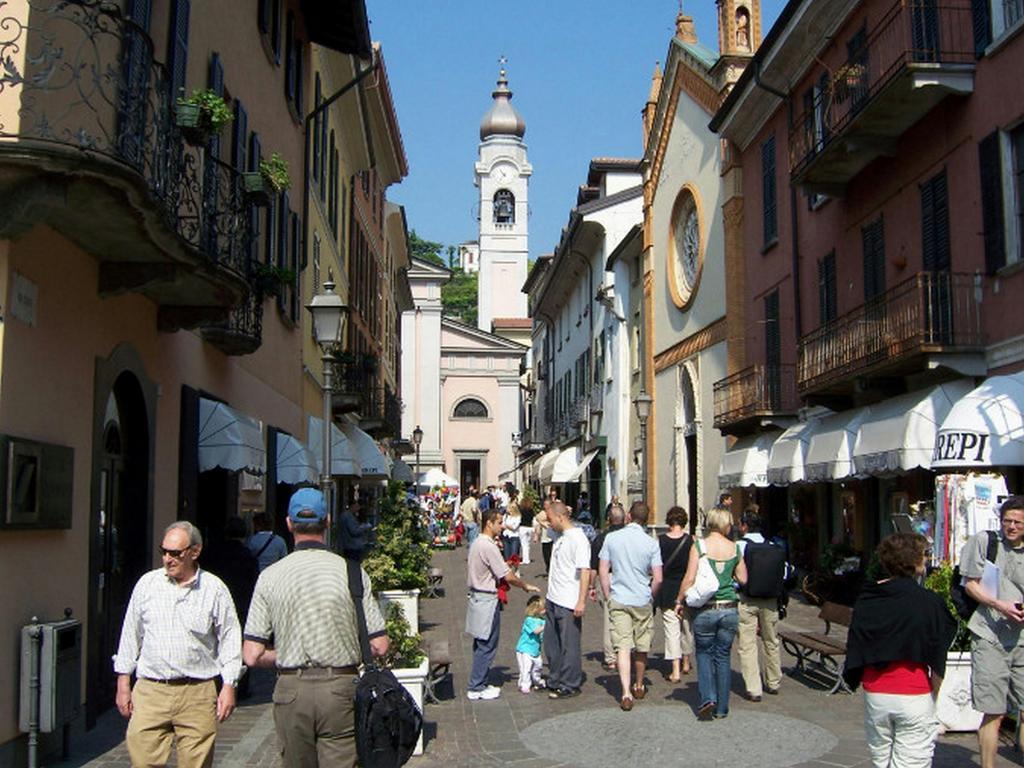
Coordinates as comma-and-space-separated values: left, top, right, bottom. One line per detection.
736, 508, 788, 702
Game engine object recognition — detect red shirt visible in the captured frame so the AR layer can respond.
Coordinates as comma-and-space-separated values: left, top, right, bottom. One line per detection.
862, 661, 931, 694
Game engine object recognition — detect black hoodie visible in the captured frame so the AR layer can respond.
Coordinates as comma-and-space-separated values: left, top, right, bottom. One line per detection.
842, 577, 958, 691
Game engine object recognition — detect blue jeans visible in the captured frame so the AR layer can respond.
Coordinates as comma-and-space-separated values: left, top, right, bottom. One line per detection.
692, 607, 739, 716
465, 522, 479, 550
468, 602, 501, 691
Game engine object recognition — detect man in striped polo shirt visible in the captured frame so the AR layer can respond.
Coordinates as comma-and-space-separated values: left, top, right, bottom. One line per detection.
243, 488, 388, 767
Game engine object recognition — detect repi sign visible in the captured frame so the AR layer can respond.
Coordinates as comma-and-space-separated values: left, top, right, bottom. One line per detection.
932, 429, 989, 467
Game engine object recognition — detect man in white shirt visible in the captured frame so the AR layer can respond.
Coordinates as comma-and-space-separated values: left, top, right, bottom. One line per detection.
544, 501, 592, 699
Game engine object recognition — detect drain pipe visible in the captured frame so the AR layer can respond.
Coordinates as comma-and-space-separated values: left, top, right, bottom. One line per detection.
27, 618, 41, 768
753, 61, 803, 338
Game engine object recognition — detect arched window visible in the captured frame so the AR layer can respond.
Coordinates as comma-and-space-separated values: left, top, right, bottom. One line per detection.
493, 189, 515, 224
453, 398, 489, 419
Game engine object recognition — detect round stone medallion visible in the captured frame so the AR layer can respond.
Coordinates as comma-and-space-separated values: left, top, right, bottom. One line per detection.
519, 707, 839, 768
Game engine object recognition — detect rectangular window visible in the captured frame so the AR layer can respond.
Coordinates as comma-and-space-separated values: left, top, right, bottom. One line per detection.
284, 13, 295, 106
920, 169, 950, 271
312, 74, 321, 183
862, 217, 886, 302
1013, 124, 1024, 263
979, 131, 1007, 272
818, 251, 837, 325
761, 135, 777, 247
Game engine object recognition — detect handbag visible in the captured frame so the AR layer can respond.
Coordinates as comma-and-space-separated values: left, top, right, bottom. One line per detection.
684, 540, 720, 608
346, 559, 423, 768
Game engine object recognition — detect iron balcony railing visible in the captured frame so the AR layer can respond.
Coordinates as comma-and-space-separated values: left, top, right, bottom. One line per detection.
797, 271, 983, 393
0, 0, 248, 275
200, 282, 264, 355
331, 356, 377, 414
790, 0, 974, 176
713, 364, 798, 430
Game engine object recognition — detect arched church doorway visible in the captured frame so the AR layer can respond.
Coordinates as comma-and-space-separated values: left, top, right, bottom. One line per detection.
87, 370, 152, 724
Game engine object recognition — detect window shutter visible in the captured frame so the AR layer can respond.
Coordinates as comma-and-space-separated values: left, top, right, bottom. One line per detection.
290, 212, 300, 321
276, 192, 289, 312
978, 132, 1006, 274
921, 169, 950, 271
862, 219, 886, 301
971, 0, 992, 58
207, 53, 224, 159
167, 0, 190, 99
294, 40, 303, 115
265, 196, 276, 266
762, 136, 777, 245
248, 133, 261, 263
312, 74, 321, 182
232, 101, 247, 171
284, 13, 296, 105
818, 251, 836, 325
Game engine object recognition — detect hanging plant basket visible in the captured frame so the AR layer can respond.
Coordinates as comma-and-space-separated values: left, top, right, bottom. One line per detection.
241, 171, 274, 206
175, 89, 233, 147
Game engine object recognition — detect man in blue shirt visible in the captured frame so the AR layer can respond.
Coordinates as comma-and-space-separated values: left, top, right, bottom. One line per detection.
599, 502, 663, 711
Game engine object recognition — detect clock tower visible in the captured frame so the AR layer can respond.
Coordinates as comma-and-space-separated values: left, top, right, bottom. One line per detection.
474, 63, 531, 332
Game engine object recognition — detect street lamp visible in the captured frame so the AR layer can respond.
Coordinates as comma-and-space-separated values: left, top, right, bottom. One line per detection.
633, 389, 653, 506
306, 273, 348, 540
412, 425, 423, 497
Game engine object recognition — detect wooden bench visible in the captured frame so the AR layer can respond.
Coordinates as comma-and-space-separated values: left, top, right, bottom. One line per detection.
778, 601, 853, 694
424, 639, 451, 704
424, 567, 444, 598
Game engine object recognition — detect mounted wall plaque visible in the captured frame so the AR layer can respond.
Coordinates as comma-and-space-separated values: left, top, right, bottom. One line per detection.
0, 435, 73, 530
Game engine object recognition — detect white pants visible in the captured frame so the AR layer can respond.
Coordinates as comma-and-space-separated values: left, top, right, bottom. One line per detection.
519, 529, 533, 564
516, 651, 543, 692
863, 691, 938, 768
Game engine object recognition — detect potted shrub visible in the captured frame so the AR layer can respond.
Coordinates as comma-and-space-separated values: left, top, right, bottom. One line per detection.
176, 88, 232, 145
926, 563, 983, 732
364, 480, 432, 629
252, 262, 295, 298
242, 152, 291, 205
382, 603, 427, 756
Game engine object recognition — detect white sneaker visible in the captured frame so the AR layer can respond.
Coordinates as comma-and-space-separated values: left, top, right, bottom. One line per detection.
466, 685, 501, 701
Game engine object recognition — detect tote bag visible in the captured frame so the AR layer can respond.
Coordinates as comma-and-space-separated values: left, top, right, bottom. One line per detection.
684, 540, 719, 607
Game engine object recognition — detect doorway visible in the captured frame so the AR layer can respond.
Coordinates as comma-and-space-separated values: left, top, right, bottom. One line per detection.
460, 458, 481, 495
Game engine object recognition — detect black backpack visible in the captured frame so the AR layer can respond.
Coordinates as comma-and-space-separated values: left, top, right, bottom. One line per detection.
347, 559, 423, 768
742, 538, 787, 599
950, 530, 999, 622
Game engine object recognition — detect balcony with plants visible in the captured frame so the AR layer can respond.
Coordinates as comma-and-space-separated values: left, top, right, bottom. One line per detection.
0, 0, 254, 328
789, 0, 975, 195
713, 364, 799, 435
797, 271, 985, 399
331, 352, 378, 417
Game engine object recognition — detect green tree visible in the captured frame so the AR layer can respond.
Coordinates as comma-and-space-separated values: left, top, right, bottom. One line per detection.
409, 229, 444, 266
442, 268, 479, 326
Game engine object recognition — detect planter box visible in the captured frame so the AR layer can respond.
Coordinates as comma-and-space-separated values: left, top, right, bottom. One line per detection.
936, 651, 983, 732
393, 657, 428, 756
175, 103, 208, 146
379, 588, 420, 630
241, 171, 274, 206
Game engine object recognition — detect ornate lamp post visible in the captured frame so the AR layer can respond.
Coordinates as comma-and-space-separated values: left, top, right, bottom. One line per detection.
633, 389, 653, 506
306, 273, 348, 541
412, 424, 423, 496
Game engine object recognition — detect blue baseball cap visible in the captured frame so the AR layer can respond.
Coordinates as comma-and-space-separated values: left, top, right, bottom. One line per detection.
288, 488, 327, 522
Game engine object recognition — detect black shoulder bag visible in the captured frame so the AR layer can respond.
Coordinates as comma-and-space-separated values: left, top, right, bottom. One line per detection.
346, 558, 424, 768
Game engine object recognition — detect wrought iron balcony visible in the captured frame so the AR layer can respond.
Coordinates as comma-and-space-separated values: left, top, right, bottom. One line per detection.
359, 387, 403, 437
0, 0, 250, 327
200, 285, 264, 355
713, 365, 799, 434
330, 355, 376, 416
797, 271, 984, 397
789, 0, 975, 195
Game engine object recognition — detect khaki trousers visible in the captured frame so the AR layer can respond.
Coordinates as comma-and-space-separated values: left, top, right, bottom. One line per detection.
125, 678, 217, 768
737, 597, 782, 697
273, 672, 358, 768
599, 593, 615, 665
661, 606, 694, 659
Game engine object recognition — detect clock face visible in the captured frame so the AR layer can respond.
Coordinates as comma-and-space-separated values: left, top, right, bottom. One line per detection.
670, 193, 701, 307
493, 164, 515, 185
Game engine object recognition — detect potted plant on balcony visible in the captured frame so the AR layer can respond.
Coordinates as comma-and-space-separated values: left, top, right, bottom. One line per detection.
364, 480, 432, 630
926, 563, 984, 732
381, 602, 428, 755
252, 262, 295, 299
242, 152, 291, 204
176, 88, 232, 145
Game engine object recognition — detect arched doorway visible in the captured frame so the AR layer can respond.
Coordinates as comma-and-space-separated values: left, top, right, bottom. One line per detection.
87, 356, 154, 725
677, 365, 698, 534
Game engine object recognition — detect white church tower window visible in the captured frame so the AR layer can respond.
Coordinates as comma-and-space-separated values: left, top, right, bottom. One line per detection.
493, 189, 515, 225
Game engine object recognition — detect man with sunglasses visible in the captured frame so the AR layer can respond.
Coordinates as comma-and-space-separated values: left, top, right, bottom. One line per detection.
113, 521, 242, 768
963, 495, 1024, 768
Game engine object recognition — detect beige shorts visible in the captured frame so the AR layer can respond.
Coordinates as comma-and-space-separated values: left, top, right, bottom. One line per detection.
971, 634, 1024, 715
609, 600, 654, 653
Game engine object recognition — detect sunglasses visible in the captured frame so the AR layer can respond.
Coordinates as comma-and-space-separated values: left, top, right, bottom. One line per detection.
161, 547, 192, 559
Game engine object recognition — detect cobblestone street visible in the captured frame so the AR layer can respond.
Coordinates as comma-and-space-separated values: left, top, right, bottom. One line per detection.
55, 547, 1020, 767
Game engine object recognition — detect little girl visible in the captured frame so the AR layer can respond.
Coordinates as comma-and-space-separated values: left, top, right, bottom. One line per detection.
516, 595, 546, 693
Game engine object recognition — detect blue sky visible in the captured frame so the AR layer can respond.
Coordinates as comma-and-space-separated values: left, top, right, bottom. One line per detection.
367, 1, 786, 260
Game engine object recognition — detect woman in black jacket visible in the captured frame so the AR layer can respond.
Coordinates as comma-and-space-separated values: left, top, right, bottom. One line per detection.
843, 533, 957, 768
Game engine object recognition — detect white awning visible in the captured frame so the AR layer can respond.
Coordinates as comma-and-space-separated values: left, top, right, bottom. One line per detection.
719, 432, 781, 488
275, 433, 319, 485
392, 458, 415, 483
339, 422, 389, 479
537, 449, 561, 485
306, 416, 361, 477
551, 447, 582, 483
421, 467, 459, 488
853, 381, 974, 476
567, 449, 601, 483
767, 420, 821, 486
805, 408, 870, 482
934, 371, 1024, 469
198, 398, 265, 474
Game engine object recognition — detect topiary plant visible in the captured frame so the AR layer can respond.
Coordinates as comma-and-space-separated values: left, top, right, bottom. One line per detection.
363, 480, 432, 592
381, 602, 425, 669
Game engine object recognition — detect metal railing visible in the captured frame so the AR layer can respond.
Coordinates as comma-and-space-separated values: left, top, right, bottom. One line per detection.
713, 364, 798, 429
0, 0, 248, 275
797, 271, 983, 392
790, 0, 974, 176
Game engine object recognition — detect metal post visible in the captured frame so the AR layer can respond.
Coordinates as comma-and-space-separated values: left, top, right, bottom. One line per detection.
640, 419, 649, 506
27, 618, 41, 768
320, 353, 335, 547
414, 444, 421, 497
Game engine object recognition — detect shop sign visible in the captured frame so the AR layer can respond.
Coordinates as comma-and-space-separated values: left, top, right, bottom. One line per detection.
933, 430, 989, 465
